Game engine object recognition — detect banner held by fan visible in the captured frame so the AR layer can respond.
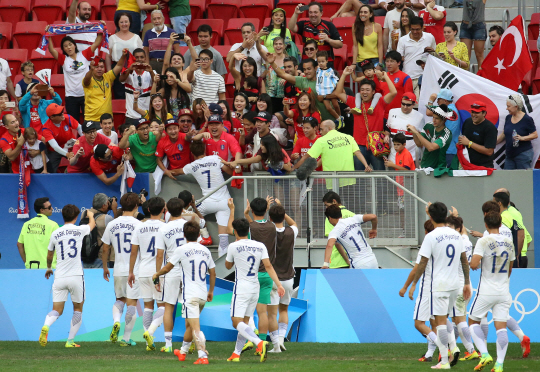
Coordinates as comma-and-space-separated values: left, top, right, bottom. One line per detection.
17, 149, 31, 219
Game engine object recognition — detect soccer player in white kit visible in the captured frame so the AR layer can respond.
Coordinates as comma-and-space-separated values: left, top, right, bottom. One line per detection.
409, 202, 471, 370
322, 205, 379, 269
225, 218, 285, 363
101, 192, 142, 346
156, 197, 187, 353
468, 211, 515, 372
175, 140, 233, 257
154, 221, 216, 365
128, 197, 166, 351
39, 205, 95, 348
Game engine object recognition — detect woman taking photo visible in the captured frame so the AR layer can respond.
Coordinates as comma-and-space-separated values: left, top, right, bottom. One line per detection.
283, 90, 320, 140
353, 5, 383, 72
229, 54, 265, 97
497, 94, 538, 169
258, 36, 287, 113
162, 33, 197, 78
259, 8, 293, 54
391, 8, 415, 51
133, 92, 173, 122
106, 13, 143, 99
47, 31, 103, 120
151, 67, 191, 120
436, 22, 469, 70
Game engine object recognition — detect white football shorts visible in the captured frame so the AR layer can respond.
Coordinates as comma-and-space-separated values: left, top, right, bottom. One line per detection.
270, 278, 294, 306
413, 284, 431, 322
431, 289, 459, 316
469, 293, 512, 322
230, 292, 259, 318
162, 275, 182, 305
139, 276, 162, 302
114, 276, 140, 300
451, 292, 470, 318
52, 275, 85, 303
182, 297, 206, 319
197, 198, 230, 227
351, 255, 379, 269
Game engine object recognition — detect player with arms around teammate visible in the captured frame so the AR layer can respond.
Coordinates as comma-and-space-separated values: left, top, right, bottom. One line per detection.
154, 221, 216, 364
323, 205, 378, 269
175, 140, 233, 256
155, 197, 188, 353
468, 212, 515, 372
128, 197, 166, 351
409, 202, 472, 370
101, 192, 142, 346
39, 205, 95, 348
225, 217, 285, 363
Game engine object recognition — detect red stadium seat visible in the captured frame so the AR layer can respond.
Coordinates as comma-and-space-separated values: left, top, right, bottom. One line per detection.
239, 0, 273, 27
528, 13, 540, 41
190, 0, 206, 21
30, 49, 59, 75
32, 0, 67, 25
333, 17, 355, 57
224, 18, 260, 45
207, 0, 241, 21
226, 97, 234, 109
225, 73, 235, 98
51, 20, 67, 49
0, 22, 13, 50
213, 44, 232, 73
333, 44, 347, 71
0, 49, 28, 83
112, 99, 126, 129
104, 21, 116, 36
318, 0, 342, 17
276, 0, 304, 20
50, 73, 65, 102
66, 0, 100, 20
375, 16, 385, 28
188, 19, 224, 46
13, 22, 48, 51
101, 0, 117, 21
0, 0, 31, 31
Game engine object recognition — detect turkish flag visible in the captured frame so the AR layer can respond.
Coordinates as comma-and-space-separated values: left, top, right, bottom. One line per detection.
121, 51, 137, 74
479, 15, 532, 91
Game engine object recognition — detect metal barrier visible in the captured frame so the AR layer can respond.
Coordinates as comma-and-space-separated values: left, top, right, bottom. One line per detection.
503, 8, 511, 29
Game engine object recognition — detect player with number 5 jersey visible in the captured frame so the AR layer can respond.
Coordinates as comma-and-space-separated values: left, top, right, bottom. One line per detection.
39, 205, 94, 348
323, 205, 378, 269
129, 197, 166, 352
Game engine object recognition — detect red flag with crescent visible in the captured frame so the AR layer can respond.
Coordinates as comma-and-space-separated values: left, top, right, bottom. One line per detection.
479, 15, 532, 91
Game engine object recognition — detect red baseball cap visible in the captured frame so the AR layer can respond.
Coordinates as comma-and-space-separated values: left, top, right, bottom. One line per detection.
402, 92, 417, 103
471, 101, 487, 112
46, 103, 65, 117
178, 108, 195, 120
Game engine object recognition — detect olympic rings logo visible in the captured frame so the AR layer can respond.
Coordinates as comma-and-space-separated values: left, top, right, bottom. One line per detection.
468, 287, 540, 324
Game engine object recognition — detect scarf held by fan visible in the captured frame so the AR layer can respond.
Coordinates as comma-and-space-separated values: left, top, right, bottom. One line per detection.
36, 21, 110, 56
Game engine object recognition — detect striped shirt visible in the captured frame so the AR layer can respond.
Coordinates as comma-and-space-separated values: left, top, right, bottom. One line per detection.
124, 71, 152, 119
191, 70, 225, 104
316, 67, 339, 96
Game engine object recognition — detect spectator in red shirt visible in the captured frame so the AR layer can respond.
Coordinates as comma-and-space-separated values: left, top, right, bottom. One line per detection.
42, 103, 83, 173
19, 83, 62, 137
334, 65, 396, 170
379, 51, 413, 119
68, 120, 112, 173
156, 118, 210, 180
203, 114, 243, 162
218, 100, 243, 139
283, 90, 321, 140
418, 0, 447, 44
292, 116, 322, 171
177, 108, 195, 133
0, 114, 25, 173
90, 144, 126, 185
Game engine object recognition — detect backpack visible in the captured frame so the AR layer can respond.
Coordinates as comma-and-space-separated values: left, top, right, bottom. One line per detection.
79, 210, 105, 263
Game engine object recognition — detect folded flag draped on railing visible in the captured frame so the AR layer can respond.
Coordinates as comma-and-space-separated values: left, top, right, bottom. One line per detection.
120, 160, 136, 196
35, 22, 110, 56
432, 144, 496, 177
17, 149, 31, 219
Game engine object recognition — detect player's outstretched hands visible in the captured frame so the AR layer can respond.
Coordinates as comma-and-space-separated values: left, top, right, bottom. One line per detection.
368, 229, 377, 239
103, 266, 110, 282
45, 268, 53, 279
463, 284, 472, 301
408, 283, 416, 300
244, 198, 251, 215
450, 206, 459, 217
277, 284, 285, 298
128, 273, 135, 288
228, 198, 235, 210
470, 230, 483, 238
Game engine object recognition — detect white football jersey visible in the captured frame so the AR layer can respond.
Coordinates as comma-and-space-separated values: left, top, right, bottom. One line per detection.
48, 224, 91, 279
169, 242, 215, 301
415, 249, 433, 292
483, 224, 512, 240
227, 239, 269, 294
418, 226, 464, 292
101, 216, 142, 277
131, 219, 165, 277
182, 155, 230, 201
159, 219, 187, 278
474, 234, 515, 296
458, 234, 473, 288
327, 215, 375, 267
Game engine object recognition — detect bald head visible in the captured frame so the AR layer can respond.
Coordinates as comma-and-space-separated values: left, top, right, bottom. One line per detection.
2, 114, 19, 134
320, 120, 335, 136
495, 188, 510, 198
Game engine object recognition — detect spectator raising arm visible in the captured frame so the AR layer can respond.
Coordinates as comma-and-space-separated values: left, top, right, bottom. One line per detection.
425, 1, 445, 21
229, 53, 245, 91
288, 4, 303, 33
119, 125, 136, 149
67, 0, 80, 24
408, 124, 440, 152
97, 161, 125, 186
267, 53, 297, 85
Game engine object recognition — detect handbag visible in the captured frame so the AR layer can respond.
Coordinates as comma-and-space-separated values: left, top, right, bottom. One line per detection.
362, 102, 390, 157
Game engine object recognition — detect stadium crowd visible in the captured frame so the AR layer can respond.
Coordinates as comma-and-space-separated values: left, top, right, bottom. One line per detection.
0, 0, 536, 179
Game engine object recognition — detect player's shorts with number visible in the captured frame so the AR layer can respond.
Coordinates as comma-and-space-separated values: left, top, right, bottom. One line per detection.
114, 276, 140, 300
139, 276, 162, 302
413, 286, 432, 322
231, 292, 259, 318
182, 297, 206, 319
52, 275, 85, 303
469, 293, 512, 322
162, 275, 182, 305
351, 255, 379, 269
431, 289, 459, 316
270, 278, 294, 306
451, 292, 470, 317
197, 198, 230, 226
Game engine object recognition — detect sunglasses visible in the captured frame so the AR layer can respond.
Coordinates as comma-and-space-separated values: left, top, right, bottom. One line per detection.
43, 205, 52, 210
179, 119, 193, 123
151, 93, 162, 98
401, 102, 413, 107
200, 58, 211, 62
304, 47, 316, 51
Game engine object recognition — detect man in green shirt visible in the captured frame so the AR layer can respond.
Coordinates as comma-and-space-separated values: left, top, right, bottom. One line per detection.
169, 0, 191, 47
119, 118, 162, 172
267, 54, 332, 121
322, 191, 353, 269
17, 197, 59, 269
408, 104, 453, 169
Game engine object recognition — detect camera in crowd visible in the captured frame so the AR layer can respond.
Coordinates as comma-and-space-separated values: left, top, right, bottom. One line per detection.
108, 196, 117, 210
138, 188, 148, 205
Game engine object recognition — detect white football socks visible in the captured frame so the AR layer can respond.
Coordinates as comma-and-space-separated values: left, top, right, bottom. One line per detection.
123, 306, 137, 341
447, 319, 457, 351
148, 306, 164, 335
143, 308, 153, 331
113, 300, 124, 323
68, 311, 82, 341
480, 317, 489, 344
200, 227, 210, 238
470, 324, 488, 355
457, 322, 475, 354
237, 322, 262, 346
44, 310, 59, 327
164, 331, 173, 348
496, 329, 509, 364
234, 333, 247, 355
218, 234, 229, 258
506, 316, 525, 342
425, 332, 437, 358
269, 331, 280, 352
435, 325, 449, 364
180, 341, 192, 354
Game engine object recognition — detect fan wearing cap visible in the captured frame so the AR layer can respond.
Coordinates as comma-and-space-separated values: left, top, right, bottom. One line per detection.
0, 114, 25, 174
155, 118, 211, 180
119, 118, 163, 173
427, 89, 460, 168
90, 143, 127, 185
408, 104, 453, 169
42, 103, 83, 173
384, 92, 425, 165
19, 83, 62, 136
67, 120, 112, 173
207, 103, 232, 133
379, 51, 413, 119
292, 116, 322, 171
458, 101, 498, 168
202, 114, 243, 164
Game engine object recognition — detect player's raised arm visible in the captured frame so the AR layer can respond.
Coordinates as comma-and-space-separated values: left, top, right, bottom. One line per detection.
262, 258, 285, 297
227, 199, 235, 235
207, 268, 216, 302
362, 214, 378, 239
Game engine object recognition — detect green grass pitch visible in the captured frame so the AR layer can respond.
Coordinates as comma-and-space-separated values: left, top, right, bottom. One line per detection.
1, 341, 538, 371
